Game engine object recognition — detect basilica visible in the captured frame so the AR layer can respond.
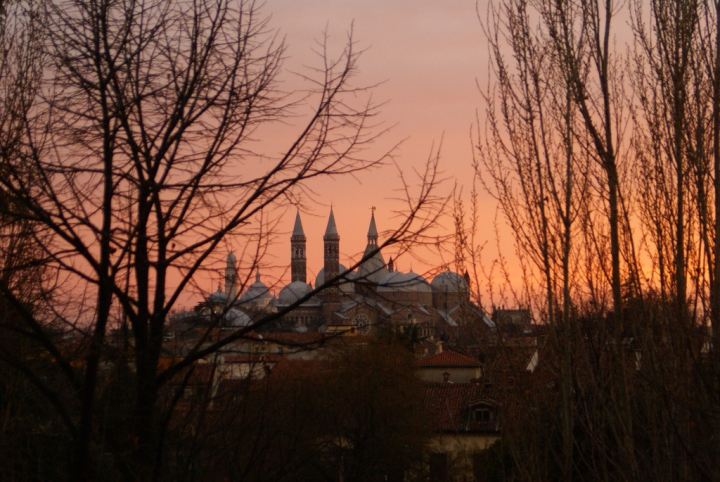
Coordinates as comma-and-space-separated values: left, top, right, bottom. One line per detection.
203, 209, 494, 340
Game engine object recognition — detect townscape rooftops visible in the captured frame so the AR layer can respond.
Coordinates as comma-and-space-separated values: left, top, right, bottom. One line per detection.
419, 350, 482, 368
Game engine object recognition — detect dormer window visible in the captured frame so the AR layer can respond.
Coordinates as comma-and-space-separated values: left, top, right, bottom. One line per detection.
473, 407, 493, 422
470, 402, 497, 423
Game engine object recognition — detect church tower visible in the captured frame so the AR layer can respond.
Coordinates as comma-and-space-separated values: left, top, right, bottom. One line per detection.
367, 209, 378, 247
322, 207, 341, 321
323, 207, 340, 289
225, 252, 238, 300
291, 211, 307, 283
356, 208, 388, 292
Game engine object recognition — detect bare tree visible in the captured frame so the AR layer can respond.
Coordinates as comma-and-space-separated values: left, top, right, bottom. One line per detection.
474, 0, 720, 479
0, 0, 448, 480
476, 0, 597, 478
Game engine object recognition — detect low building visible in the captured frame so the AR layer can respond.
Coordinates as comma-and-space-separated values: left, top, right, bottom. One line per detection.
421, 383, 502, 482
417, 350, 484, 383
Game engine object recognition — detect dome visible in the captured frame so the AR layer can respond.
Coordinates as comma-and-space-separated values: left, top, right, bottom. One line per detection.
224, 308, 251, 327
315, 265, 355, 294
377, 270, 431, 293
227, 252, 236, 263
278, 281, 314, 305
207, 286, 229, 304
357, 247, 388, 284
239, 271, 274, 307
431, 270, 468, 292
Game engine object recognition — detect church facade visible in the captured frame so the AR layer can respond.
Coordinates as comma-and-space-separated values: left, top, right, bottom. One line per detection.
207, 210, 495, 340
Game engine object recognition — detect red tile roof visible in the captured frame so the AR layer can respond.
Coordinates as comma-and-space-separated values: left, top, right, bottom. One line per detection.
418, 350, 482, 367
256, 332, 325, 346
420, 383, 500, 433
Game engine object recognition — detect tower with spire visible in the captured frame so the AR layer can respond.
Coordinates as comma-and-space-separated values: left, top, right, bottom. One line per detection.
367, 207, 378, 246
357, 208, 388, 291
224, 252, 238, 300
323, 208, 340, 290
291, 211, 307, 283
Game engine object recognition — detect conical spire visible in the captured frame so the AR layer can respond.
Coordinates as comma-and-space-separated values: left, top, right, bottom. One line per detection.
291, 210, 307, 283
367, 210, 378, 241
325, 207, 338, 236
292, 211, 305, 236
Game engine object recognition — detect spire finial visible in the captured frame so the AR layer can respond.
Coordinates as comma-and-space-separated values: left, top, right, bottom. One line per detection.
292, 210, 305, 236
325, 207, 338, 236
255, 269, 260, 282
367, 207, 378, 242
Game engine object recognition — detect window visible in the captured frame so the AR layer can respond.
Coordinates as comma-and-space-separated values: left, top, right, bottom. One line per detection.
353, 314, 371, 335
473, 407, 494, 423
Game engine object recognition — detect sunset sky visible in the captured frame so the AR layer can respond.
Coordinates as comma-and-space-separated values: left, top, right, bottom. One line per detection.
208, 0, 496, 297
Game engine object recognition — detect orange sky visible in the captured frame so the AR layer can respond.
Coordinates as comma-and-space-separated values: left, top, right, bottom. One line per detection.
186, 0, 501, 306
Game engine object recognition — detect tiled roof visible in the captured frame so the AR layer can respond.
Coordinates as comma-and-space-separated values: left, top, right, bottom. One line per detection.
436, 309, 458, 327
419, 350, 482, 367
420, 383, 500, 433
259, 332, 325, 346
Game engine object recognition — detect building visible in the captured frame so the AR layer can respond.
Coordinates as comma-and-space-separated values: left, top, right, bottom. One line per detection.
203, 209, 494, 341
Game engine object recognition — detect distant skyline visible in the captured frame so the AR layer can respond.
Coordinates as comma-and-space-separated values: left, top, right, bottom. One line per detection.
201, 0, 493, 299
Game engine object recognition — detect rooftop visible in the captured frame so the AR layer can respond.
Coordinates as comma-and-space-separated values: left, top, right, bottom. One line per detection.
418, 350, 482, 368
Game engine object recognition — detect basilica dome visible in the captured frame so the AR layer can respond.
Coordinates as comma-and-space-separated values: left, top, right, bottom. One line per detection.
431, 270, 468, 292
239, 271, 274, 308
278, 281, 315, 305
315, 265, 356, 294
207, 286, 229, 304
357, 248, 389, 284
224, 308, 251, 327
378, 270, 431, 293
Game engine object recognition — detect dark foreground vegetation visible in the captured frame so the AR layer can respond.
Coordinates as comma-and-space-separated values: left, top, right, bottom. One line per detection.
467, 0, 720, 480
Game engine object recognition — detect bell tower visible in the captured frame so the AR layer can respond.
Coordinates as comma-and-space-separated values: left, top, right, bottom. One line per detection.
367, 207, 378, 247
322, 207, 341, 321
291, 211, 307, 283
225, 252, 238, 300
323, 207, 340, 289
